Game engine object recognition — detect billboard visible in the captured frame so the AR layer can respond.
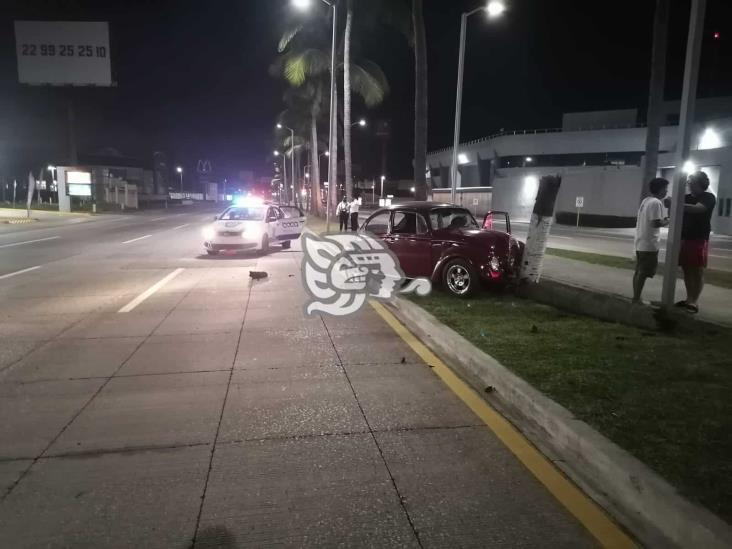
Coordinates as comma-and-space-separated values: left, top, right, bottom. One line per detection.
14, 21, 112, 86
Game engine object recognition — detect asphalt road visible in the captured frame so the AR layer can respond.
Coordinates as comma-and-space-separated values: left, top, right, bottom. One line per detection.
0, 206, 606, 547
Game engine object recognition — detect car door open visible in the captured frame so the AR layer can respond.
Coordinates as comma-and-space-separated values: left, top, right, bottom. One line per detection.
277, 206, 305, 240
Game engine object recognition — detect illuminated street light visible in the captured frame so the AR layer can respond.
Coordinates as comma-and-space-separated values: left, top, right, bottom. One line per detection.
486, 1, 506, 19
380, 175, 386, 199
450, 1, 506, 204
176, 166, 183, 192
273, 150, 280, 156
525, 156, 533, 162
47, 165, 56, 171
682, 160, 697, 174
291, 0, 311, 10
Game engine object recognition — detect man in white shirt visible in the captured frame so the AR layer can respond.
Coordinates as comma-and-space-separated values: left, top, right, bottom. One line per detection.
336, 196, 350, 231
349, 195, 360, 231
633, 177, 670, 303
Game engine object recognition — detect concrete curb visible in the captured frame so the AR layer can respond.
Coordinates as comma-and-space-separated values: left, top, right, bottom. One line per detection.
386, 296, 732, 549
1, 218, 36, 224
522, 276, 731, 331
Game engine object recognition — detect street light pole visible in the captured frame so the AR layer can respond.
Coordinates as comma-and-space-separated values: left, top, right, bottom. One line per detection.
661, 0, 707, 308
449, 2, 505, 205
325, 0, 338, 231
176, 166, 183, 193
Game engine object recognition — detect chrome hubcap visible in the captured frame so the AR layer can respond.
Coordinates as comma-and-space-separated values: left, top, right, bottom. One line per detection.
446, 265, 470, 295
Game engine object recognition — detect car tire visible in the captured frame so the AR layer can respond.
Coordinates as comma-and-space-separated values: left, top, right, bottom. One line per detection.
206, 249, 219, 256
260, 234, 269, 254
442, 258, 477, 297
281, 240, 291, 249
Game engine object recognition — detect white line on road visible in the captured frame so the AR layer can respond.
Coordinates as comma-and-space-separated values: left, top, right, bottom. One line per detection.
0, 236, 60, 249
122, 234, 152, 244
118, 268, 185, 313
0, 265, 41, 280
172, 224, 189, 230
150, 216, 167, 221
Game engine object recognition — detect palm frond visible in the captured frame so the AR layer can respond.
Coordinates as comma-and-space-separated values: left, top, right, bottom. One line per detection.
278, 24, 304, 53
350, 60, 389, 107
284, 48, 330, 86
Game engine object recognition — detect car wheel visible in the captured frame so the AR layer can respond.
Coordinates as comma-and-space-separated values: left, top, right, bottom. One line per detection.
206, 249, 219, 256
281, 240, 291, 249
443, 258, 477, 297
260, 234, 269, 254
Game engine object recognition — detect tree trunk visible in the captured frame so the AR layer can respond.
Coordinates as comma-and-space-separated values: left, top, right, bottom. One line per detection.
642, 0, 670, 198
412, 0, 428, 201
343, 0, 353, 201
310, 112, 322, 216
520, 175, 562, 283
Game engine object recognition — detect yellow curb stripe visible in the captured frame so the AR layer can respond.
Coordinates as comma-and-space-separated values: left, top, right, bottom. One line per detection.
370, 300, 636, 549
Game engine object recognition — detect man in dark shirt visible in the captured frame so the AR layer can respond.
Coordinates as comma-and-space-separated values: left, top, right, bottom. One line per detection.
677, 171, 716, 313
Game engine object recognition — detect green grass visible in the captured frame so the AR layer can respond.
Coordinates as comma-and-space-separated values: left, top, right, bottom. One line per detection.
546, 247, 732, 290
412, 291, 732, 522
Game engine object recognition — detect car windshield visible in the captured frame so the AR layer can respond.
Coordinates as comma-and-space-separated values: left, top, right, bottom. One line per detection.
219, 207, 265, 221
430, 208, 479, 230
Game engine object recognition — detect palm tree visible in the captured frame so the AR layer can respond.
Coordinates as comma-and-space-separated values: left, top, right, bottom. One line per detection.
278, 13, 388, 212
412, 0, 428, 201
642, 0, 670, 198
343, 0, 354, 200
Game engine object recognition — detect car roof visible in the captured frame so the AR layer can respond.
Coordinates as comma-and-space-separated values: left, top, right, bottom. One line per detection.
379, 202, 467, 213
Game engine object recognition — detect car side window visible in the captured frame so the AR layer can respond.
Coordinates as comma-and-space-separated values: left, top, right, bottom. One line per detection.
364, 211, 390, 235
391, 211, 417, 235
429, 212, 441, 230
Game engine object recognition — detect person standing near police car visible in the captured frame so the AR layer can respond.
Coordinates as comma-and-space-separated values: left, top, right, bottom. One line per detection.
676, 171, 716, 314
349, 194, 360, 231
336, 196, 350, 231
633, 177, 669, 304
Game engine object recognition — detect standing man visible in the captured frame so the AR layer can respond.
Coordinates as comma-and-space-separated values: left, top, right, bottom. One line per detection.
633, 177, 669, 303
336, 195, 350, 232
349, 194, 360, 231
677, 171, 716, 314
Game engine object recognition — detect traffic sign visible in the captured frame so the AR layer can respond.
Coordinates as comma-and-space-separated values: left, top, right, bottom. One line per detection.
576, 196, 584, 208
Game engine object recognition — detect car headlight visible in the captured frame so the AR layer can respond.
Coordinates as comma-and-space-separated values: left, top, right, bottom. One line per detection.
202, 226, 215, 240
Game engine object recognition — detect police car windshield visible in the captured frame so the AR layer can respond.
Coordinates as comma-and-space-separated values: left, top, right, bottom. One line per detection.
219, 207, 265, 221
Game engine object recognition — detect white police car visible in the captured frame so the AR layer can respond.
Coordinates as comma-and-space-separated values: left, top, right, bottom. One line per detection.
203, 200, 305, 255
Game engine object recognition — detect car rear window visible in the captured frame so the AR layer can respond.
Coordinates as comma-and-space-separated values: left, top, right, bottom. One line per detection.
430, 208, 478, 230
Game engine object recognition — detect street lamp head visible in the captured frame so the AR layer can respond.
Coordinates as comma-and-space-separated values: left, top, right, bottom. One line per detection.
525, 156, 533, 162
276, 123, 283, 129
291, 0, 311, 10
358, 119, 366, 127
273, 150, 280, 156
47, 165, 55, 171
324, 151, 330, 156
176, 166, 183, 173
486, 0, 506, 18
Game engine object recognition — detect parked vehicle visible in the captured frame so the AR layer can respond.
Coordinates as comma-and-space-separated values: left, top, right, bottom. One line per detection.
203, 201, 304, 255
360, 202, 524, 297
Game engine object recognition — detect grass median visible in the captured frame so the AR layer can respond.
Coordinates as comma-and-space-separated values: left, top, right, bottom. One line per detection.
546, 247, 732, 290
412, 291, 732, 522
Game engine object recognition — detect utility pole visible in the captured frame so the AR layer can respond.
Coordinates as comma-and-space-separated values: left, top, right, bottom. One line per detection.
661, 0, 707, 308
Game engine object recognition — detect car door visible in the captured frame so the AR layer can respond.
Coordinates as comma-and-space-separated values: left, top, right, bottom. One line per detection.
265, 207, 280, 239
277, 205, 305, 241
386, 210, 433, 278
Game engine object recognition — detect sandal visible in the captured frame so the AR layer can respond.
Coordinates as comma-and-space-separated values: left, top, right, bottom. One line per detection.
684, 304, 699, 314
674, 300, 688, 308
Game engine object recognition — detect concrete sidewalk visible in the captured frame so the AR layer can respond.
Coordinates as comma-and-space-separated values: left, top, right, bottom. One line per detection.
542, 255, 732, 327
0, 232, 598, 547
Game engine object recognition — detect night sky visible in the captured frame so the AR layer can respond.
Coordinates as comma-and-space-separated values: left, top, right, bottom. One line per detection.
0, 0, 730, 183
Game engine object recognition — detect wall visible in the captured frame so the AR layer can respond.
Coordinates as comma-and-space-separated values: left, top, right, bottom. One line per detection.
492, 166, 643, 223
659, 145, 732, 236
430, 188, 492, 219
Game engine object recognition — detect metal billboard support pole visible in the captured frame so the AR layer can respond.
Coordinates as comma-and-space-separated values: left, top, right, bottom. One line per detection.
661, 0, 706, 308
449, 12, 468, 206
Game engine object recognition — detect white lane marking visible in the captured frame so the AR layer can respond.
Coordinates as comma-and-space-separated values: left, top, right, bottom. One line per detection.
172, 224, 189, 230
118, 268, 185, 313
0, 265, 41, 280
150, 216, 167, 221
122, 234, 152, 244
0, 236, 60, 249
549, 235, 572, 240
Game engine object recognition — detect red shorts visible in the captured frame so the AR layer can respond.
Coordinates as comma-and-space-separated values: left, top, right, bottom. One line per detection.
679, 239, 709, 268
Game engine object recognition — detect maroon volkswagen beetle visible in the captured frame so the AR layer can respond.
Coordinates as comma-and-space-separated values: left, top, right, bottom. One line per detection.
360, 202, 524, 297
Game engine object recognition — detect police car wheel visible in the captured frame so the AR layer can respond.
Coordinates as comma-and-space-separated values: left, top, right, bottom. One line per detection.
206, 249, 219, 256
281, 240, 291, 249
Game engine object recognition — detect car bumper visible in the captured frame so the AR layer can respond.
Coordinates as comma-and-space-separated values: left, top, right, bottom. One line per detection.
205, 235, 260, 251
